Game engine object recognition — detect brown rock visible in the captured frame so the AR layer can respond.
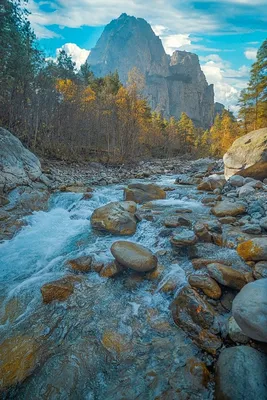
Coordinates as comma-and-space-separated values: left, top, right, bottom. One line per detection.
111, 241, 157, 272
191, 258, 231, 270
124, 183, 166, 204
207, 263, 253, 290
171, 286, 221, 354
189, 274, 222, 299
0, 336, 39, 389
41, 276, 81, 303
99, 261, 123, 278
67, 255, 92, 272
211, 200, 246, 217
91, 201, 137, 235
253, 261, 267, 279
197, 175, 226, 191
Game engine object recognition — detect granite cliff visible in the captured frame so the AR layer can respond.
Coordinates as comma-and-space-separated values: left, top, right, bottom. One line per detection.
88, 13, 215, 128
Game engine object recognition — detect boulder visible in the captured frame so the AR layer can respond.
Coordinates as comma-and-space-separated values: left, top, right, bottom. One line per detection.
207, 263, 252, 290
197, 175, 226, 191
0, 127, 43, 192
211, 200, 246, 217
111, 241, 157, 272
215, 346, 267, 399
91, 201, 137, 235
237, 238, 267, 261
232, 279, 267, 342
0, 336, 39, 389
188, 274, 222, 299
223, 127, 267, 180
124, 183, 166, 204
171, 286, 221, 354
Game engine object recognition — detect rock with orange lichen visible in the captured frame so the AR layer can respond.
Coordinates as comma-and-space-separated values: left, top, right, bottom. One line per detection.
237, 238, 267, 261
0, 336, 39, 389
171, 286, 221, 354
41, 276, 81, 304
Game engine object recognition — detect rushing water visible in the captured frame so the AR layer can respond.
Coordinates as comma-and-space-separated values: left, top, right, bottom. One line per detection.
0, 176, 229, 399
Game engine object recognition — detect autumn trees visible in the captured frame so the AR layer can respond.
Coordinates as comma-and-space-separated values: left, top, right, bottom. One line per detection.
1, 1, 266, 163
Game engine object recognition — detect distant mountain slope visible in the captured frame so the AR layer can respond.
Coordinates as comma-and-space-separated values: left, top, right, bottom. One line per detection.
87, 13, 215, 128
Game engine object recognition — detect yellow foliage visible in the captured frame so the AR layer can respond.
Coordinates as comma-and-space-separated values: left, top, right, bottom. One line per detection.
55, 79, 78, 101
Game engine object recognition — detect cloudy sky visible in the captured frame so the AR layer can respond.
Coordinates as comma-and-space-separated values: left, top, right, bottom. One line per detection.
28, 0, 267, 112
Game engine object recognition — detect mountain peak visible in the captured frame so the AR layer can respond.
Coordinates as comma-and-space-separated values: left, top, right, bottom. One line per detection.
87, 14, 215, 128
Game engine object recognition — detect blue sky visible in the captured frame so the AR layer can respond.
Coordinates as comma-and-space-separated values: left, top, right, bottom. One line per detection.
28, 0, 267, 111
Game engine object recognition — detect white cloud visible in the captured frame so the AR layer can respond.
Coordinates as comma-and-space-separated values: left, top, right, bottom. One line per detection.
244, 48, 257, 60
58, 43, 90, 69
161, 34, 191, 55
200, 54, 249, 112
28, 0, 220, 36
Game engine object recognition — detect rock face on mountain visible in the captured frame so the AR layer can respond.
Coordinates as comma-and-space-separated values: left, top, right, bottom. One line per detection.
224, 128, 267, 180
87, 13, 215, 128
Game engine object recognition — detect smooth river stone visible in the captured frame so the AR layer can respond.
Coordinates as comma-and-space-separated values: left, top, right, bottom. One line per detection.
111, 241, 157, 272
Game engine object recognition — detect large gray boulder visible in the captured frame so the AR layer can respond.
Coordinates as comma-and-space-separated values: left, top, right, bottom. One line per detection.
223, 127, 267, 180
232, 279, 267, 342
0, 127, 42, 192
215, 346, 267, 400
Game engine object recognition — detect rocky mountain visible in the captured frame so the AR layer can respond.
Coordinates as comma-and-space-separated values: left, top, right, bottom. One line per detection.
87, 13, 215, 128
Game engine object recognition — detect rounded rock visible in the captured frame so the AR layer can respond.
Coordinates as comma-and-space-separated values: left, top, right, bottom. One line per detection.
111, 241, 157, 272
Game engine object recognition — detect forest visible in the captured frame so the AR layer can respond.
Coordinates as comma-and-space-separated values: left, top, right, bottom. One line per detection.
1, 0, 267, 163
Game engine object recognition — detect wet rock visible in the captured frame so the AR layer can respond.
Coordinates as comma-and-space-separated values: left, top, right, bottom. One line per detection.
253, 261, 267, 279
218, 216, 236, 224
211, 200, 246, 217
99, 261, 123, 278
197, 175, 226, 191
91, 201, 137, 235
146, 264, 165, 281
171, 286, 221, 354
189, 274, 222, 299
191, 258, 231, 270
41, 276, 81, 303
237, 184, 256, 197
229, 175, 245, 187
0, 336, 39, 389
260, 217, 267, 230
232, 279, 267, 342
237, 238, 267, 261
67, 255, 93, 272
223, 127, 267, 180
175, 207, 193, 213
215, 346, 267, 399
60, 185, 93, 194
228, 316, 249, 344
207, 263, 252, 290
111, 241, 157, 272
164, 216, 191, 228
175, 175, 200, 185
171, 229, 198, 246
220, 291, 236, 312
124, 183, 166, 204
241, 224, 261, 234
194, 222, 212, 243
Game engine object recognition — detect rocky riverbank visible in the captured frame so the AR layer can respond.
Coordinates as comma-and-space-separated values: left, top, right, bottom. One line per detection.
1, 127, 267, 399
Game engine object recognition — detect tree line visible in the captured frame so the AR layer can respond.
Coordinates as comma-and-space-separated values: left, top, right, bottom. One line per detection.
0, 1, 266, 162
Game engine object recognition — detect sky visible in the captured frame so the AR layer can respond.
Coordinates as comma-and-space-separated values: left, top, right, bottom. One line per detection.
27, 0, 267, 112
